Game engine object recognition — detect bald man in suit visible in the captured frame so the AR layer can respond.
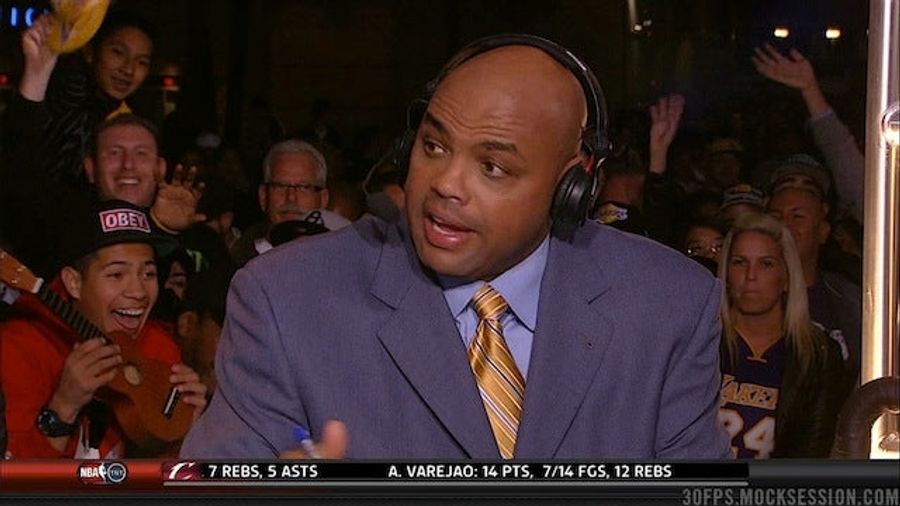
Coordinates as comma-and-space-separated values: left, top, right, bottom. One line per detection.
183, 36, 730, 459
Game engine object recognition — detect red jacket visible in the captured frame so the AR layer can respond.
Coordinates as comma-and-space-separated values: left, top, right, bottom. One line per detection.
0, 278, 182, 458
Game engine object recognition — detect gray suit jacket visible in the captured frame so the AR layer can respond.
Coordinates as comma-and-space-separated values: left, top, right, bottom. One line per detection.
182, 218, 730, 458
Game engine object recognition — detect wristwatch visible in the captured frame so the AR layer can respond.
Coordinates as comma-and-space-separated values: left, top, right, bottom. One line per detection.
36, 406, 78, 437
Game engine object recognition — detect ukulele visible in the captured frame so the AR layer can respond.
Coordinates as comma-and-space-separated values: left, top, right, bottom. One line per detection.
0, 249, 194, 450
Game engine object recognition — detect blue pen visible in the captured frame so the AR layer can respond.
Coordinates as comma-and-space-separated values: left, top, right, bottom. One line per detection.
292, 425, 321, 459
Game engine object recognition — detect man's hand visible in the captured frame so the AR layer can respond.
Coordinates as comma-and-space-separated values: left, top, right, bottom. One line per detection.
648, 94, 684, 174
279, 420, 348, 459
19, 14, 59, 101
49, 339, 122, 423
752, 43, 817, 91
170, 363, 208, 422
151, 165, 207, 233
752, 44, 829, 117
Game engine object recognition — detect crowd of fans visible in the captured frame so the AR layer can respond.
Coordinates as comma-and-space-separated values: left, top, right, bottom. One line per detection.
0, 10, 866, 459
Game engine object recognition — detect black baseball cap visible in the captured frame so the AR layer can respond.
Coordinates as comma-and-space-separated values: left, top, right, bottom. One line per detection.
60, 198, 178, 266
269, 215, 329, 247
768, 154, 831, 199
720, 184, 765, 211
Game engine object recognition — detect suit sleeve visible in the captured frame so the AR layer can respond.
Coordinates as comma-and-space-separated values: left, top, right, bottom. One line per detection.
655, 277, 733, 459
180, 267, 306, 458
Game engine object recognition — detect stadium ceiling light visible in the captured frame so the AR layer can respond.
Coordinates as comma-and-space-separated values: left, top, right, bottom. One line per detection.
773, 26, 790, 38
826, 27, 842, 39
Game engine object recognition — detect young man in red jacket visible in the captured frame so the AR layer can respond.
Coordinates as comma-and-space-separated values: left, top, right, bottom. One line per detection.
0, 199, 207, 458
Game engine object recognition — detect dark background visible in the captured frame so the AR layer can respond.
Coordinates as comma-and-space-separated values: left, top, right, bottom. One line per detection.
0, 0, 870, 174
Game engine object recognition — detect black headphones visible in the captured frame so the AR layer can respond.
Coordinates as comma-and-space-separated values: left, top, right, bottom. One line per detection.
394, 33, 611, 242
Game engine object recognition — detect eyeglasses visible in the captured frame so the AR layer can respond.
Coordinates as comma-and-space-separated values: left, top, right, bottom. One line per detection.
685, 243, 722, 258
266, 181, 324, 196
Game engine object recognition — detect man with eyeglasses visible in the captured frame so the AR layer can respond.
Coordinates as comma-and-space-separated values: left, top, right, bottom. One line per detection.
230, 140, 350, 267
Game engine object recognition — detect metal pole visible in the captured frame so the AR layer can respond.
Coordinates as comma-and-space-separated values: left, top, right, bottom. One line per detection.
862, 0, 899, 458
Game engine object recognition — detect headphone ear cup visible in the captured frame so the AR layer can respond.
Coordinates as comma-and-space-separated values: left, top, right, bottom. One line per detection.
551, 163, 599, 241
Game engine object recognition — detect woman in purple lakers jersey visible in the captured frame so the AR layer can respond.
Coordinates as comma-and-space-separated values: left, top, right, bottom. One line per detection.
717, 213, 846, 458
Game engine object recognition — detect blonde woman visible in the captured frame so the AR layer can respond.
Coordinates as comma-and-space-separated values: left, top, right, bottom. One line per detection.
717, 212, 845, 458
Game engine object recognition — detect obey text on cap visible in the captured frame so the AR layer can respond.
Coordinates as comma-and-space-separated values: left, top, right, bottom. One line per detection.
99, 209, 151, 234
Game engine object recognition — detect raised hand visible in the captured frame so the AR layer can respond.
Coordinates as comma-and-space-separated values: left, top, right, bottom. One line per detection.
169, 363, 208, 422
752, 44, 817, 91
279, 420, 348, 460
151, 165, 207, 233
752, 43, 829, 117
648, 94, 685, 174
20, 14, 60, 101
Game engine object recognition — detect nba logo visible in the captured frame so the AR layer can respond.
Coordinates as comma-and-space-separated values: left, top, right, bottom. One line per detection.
77, 462, 128, 485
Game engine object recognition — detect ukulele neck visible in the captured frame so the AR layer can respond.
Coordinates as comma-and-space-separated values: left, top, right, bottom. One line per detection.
36, 285, 106, 342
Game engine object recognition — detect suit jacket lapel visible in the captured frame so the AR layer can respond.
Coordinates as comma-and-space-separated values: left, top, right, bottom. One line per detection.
515, 237, 616, 458
371, 222, 498, 458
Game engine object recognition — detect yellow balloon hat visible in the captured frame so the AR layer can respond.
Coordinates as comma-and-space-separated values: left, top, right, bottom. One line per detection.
47, 0, 111, 54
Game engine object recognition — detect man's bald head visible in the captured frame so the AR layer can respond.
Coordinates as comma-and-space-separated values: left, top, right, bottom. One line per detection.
433, 45, 588, 164
404, 42, 596, 281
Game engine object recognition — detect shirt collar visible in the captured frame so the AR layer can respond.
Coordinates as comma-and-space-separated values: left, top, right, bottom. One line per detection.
440, 235, 550, 332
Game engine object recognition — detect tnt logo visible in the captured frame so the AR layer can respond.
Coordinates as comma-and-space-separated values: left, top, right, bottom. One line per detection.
77, 461, 128, 485
99, 209, 151, 233
162, 461, 202, 481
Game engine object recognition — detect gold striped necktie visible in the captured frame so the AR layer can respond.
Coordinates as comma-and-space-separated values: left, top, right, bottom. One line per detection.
468, 284, 526, 459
